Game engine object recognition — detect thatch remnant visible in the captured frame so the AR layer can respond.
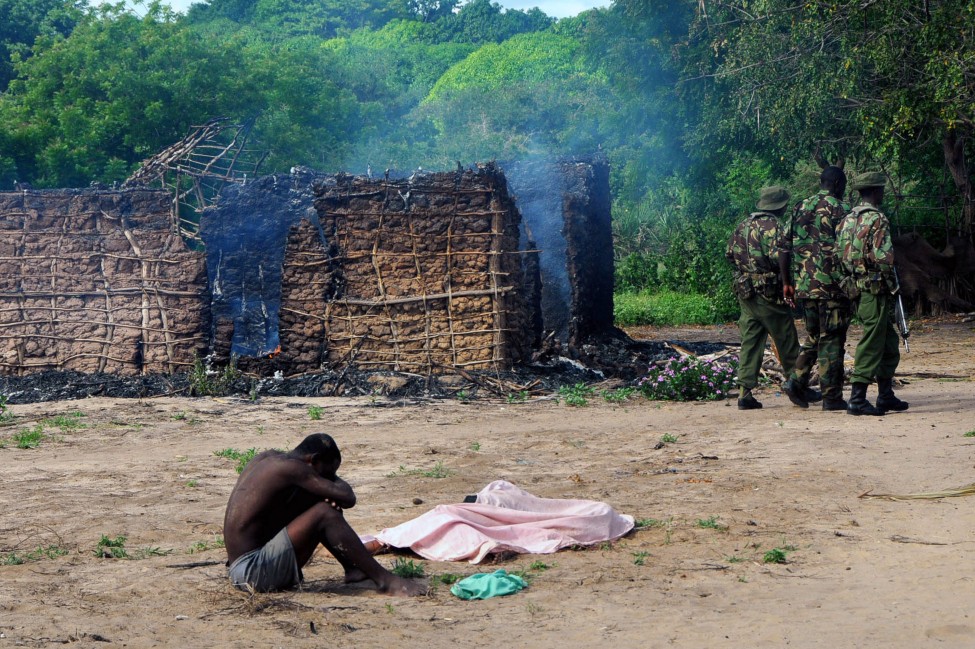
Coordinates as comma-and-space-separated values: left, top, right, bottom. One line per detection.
0, 188, 207, 375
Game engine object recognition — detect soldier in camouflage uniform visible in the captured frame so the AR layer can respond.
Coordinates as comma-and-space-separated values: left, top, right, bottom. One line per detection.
726, 186, 802, 410
778, 166, 851, 411
836, 171, 909, 416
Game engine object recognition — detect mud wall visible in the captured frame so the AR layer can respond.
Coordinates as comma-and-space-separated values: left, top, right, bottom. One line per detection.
0, 189, 207, 375
314, 166, 537, 373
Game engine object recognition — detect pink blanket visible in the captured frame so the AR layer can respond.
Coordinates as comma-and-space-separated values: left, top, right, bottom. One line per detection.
368, 480, 635, 563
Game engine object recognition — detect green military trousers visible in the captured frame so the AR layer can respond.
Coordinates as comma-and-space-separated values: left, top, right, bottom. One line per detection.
851, 292, 900, 384
736, 295, 801, 390
791, 299, 850, 400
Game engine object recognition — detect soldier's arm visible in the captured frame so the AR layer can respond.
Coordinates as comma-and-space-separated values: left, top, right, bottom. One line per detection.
870, 215, 896, 272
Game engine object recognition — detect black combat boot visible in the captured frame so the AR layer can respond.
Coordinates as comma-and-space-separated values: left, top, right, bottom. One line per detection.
738, 388, 763, 410
803, 387, 823, 403
847, 382, 885, 416
876, 377, 909, 412
783, 379, 809, 409
821, 392, 848, 411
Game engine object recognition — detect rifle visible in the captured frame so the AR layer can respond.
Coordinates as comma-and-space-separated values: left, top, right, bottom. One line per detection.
891, 268, 910, 352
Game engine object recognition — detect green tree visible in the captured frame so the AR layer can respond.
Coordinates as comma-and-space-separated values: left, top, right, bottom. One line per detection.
0, 3, 268, 187
0, 0, 85, 90
675, 0, 975, 233
416, 31, 611, 166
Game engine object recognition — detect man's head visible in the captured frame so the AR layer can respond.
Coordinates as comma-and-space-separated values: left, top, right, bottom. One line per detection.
756, 185, 790, 216
293, 433, 341, 478
820, 166, 847, 199
850, 171, 887, 207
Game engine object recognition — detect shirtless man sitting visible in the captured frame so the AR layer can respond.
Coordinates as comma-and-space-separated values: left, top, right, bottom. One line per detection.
223, 432, 426, 596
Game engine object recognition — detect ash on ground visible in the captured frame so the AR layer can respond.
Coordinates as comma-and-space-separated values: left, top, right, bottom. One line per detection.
0, 332, 733, 405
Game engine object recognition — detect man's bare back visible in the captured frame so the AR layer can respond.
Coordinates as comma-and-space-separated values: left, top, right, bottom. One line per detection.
223, 433, 426, 597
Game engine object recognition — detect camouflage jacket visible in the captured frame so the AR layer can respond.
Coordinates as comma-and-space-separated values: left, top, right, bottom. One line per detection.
726, 211, 785, 301
836, 203, 895, 293
781, 190, 850, 300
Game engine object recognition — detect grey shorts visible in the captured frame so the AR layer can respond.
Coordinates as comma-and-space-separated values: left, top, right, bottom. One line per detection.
227, 527, 303, 592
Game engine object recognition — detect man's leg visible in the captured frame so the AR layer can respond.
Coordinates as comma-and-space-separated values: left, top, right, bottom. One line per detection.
737, 298, 768, 408
850, 292, 889, 384
792, 300, 821, 390
875, 303, 907, 411
849, 293, 886, 416
819, 300, 850, 406
755, 297, 805, 406
287, 502, 426, 596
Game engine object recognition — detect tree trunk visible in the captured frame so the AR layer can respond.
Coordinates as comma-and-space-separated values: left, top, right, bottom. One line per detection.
942, 130, 975, 236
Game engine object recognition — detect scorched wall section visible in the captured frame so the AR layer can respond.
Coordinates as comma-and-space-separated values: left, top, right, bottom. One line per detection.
0, 189, 207, 375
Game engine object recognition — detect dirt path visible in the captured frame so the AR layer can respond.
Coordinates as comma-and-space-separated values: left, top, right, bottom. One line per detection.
1, 319, 973, 648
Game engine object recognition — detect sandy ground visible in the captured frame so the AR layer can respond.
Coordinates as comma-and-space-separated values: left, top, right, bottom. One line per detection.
1, 318, 974, 648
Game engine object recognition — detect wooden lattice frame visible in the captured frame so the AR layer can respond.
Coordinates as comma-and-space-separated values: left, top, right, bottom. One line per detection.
124, 117, 267, 241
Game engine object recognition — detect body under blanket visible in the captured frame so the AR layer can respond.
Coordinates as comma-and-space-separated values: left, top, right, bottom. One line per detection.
363, 480, 635, 563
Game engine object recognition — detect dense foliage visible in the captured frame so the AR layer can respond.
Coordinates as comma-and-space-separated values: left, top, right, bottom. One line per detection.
0, 0, 971, 324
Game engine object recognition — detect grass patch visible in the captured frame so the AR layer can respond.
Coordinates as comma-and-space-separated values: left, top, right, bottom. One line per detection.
614, 290, 726, 327
386, 461, 451, 479
696, 516, 725, 530
506, 391, 529, 404
763, 547, 790, 564
2, 545, 68, 565
10, 424, 45, 449
632, 551, 650, 566
558, 383, 596, 407
726, 555, 744, 563
634, 518, 665, 529
391, 557, 425, 578
468, 441, 481, 452
188, 356, 241, 397
307, 405, 324, 420
44, 412, 86, 430
436, 572, 462, 585
0, 394, 15, 425
95, 535, 129, 559
602, 387, 636, 404
188, 537, 225, 554
660, 432, 679, 444
214, 448, 259, 474
964, 430, 975, 438
133, 546, 174, 559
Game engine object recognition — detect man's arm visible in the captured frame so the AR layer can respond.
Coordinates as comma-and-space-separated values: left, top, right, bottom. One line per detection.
290, 464, 357, 509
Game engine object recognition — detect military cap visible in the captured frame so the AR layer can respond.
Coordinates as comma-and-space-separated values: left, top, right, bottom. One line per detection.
755, 186, 790, 211
850, 171, 887, 191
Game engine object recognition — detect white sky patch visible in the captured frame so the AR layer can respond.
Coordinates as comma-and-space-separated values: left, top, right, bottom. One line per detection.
499, 1, 608, 18
136, 0, 609, 18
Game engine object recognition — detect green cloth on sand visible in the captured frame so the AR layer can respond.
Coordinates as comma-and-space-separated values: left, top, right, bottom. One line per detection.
450, 569, 527, 600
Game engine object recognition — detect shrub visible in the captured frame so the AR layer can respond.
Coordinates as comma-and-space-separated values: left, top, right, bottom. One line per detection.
639, 355, 737, 401
614, 290, 733, 327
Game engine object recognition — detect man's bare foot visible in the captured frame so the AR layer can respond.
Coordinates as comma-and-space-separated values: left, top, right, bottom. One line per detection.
344, 568, 371, 584
377, 575, 427, 597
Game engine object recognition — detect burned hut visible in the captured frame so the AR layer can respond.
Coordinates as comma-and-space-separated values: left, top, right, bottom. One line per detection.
0, 188, 208, 375
0, 158, 615, 380
202, 164, 540, 374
